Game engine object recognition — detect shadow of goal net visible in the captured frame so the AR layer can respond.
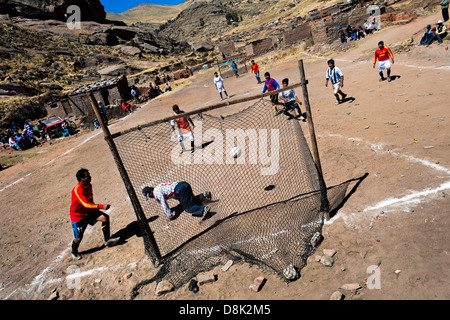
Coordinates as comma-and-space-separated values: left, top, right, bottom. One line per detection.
111, 98, 331, 295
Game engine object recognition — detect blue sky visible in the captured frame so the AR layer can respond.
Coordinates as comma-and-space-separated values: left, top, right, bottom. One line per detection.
100, 0, 185, 14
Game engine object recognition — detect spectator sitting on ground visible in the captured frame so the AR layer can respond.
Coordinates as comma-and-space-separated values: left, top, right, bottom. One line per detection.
436, 20, 448, 44
9, 136, 20, 150
420, 25, 433, 45
165, 83, 172, 92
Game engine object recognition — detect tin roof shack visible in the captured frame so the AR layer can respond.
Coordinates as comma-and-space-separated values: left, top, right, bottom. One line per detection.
45, 75, 131, 127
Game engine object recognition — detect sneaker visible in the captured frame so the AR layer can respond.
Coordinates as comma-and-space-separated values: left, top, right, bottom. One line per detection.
274, 110, 282, 116
104, 237, 120, 247
72, 252, 82, 260
335, 100, 340, 105
379, 77, 385, 82
203, 191, 212, 202
299, 115, 306, 121
201, 206, 210, 219
387, 76, 392, 82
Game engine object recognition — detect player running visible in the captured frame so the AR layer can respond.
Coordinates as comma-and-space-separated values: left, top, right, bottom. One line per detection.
278, 78, 305, 121
251, 60, 262, 84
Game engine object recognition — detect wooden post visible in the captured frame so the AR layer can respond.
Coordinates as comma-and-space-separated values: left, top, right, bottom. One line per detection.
297, 60, 331, 220
88, 92, 162, 267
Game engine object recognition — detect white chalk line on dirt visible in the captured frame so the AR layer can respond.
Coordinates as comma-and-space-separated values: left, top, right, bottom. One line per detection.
2, 248, 69, 300
322, 132, 450, 224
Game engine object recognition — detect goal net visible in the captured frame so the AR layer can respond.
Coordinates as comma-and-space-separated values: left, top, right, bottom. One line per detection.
110, 97, 337, 296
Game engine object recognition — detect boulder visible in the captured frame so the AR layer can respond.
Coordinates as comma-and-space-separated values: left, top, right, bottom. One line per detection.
120, 46, 142, 57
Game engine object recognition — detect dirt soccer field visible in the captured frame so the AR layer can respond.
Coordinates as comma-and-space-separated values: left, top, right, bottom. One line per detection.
1, 12, 449, 301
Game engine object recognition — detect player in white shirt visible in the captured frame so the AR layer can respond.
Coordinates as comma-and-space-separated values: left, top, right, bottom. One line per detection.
325, 59, 347, 105
278, 78, 305, 121
213, 72, 229, 100
142, 182, 211, 221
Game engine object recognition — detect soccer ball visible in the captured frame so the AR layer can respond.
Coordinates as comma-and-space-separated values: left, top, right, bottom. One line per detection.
229, 147, 241, 159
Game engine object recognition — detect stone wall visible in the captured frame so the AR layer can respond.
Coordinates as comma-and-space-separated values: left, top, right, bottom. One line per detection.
245, 37, 278, 57
282, 22, 312, 48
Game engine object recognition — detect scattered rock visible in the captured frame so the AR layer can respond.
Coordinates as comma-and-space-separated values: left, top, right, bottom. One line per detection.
330, 291, 344, 300
310, 232, 323, 247
123, 273, 132, 280
283, 263, 298, 280
197, 271, 216, 285
48, 289, 59, 300
340, 283, 362, 291
155, 280, 174, 296
320, 255, 334, 267
249, 276, 266, 292
221, 260, 233, 272
323, 249, 336, 257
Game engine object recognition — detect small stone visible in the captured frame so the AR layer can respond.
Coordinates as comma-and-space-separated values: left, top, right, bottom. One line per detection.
197, 271, 216, 285
310, 232, 323, 247
155, 280, 174, 296
323, 249, 336, 257
320, 255, 334, 267
123, 273, 132, 280
221, 260, 233, 272
249, 276, 266, 292
394, 269, 401, 274
340, 283, 361, 291
48, 289, 59, 300
283, 263, 298, 280
314, 255, 322, 262
330, 291, 344, 300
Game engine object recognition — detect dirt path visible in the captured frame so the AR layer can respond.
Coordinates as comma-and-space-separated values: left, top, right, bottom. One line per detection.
1, 12, 449, 301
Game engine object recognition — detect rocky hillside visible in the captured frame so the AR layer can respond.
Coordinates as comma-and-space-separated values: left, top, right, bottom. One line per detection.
0, 0, 192, 130
0, 0, 106, 22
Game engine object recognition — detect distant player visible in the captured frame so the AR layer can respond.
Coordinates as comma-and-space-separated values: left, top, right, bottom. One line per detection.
262, 72, 281, 115
171, 104, 195, 153
278, 78, 305, 121
251, 60, 262, 84
373, 41, 394, 82
213, 72, 229, 100
142, 182, 211, 221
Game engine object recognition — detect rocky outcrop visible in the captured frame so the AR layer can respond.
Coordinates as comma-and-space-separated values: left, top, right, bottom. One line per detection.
0, 0, 106, 22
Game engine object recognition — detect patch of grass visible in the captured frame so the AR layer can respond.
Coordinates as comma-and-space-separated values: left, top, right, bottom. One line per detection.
0, 150, 38, 167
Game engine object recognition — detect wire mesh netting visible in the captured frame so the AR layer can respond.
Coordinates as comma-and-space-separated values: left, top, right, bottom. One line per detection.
111, 98, 338, 297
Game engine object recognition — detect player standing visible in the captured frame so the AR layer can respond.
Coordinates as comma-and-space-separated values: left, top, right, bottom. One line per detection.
373, 41, 394, 82
213, 72, 229, 100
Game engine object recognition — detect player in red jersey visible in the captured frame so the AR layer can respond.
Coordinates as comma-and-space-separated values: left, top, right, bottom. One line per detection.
373, 41, 394, 82
70, 168, 120, 260
251, 60, 262, 84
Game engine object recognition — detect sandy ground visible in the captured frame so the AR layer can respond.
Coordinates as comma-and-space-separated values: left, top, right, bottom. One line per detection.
0, 12, 449, 302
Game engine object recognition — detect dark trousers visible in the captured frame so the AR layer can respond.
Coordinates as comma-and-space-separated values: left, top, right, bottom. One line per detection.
443, 8, 449, 22
174, 182, 204, 216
